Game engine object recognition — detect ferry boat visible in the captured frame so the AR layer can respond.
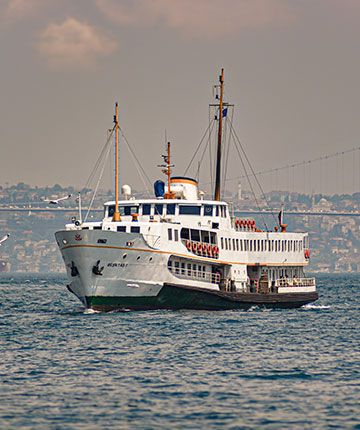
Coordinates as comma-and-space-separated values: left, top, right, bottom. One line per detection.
55, 70, 318, 311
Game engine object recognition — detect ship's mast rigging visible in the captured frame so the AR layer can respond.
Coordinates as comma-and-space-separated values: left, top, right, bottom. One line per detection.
158, 142, 175, 199
214, 68, 224, 201
112, 102, 121, 221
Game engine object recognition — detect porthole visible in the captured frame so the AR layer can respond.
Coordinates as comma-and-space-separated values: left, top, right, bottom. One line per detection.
62, 239, 68, 244
123, 253, 127, 259
137, 256, 141, 261
149, 257, 153, 262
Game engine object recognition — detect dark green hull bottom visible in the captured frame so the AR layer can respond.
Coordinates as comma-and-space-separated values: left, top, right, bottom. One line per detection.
86, 283, 319, 312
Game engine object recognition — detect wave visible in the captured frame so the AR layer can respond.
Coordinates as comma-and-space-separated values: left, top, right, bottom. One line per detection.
301, 303, 331, 310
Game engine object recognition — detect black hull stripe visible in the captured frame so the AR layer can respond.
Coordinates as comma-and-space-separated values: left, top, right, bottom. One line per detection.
86, 283, 318, 312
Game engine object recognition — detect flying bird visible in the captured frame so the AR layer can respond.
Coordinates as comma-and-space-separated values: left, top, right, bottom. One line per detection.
43, 194, 72, 205
0, 234, 10, 245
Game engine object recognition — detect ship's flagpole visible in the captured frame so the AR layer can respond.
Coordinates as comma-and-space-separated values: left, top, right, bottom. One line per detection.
112, 102, 121, 221
214, 68, 224, 201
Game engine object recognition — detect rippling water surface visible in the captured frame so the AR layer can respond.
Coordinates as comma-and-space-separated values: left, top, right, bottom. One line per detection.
0, 273, 359, 429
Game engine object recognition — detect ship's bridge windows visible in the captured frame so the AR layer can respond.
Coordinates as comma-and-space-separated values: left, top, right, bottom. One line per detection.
203, 205, 213, 216
167, 204, 176, 215
154, 204, 163, 215
179, 205, 201, 215
142, 204, 151, 215
108, 205, 140, 217
216, 206, 220, 217
124, 206, 139, 216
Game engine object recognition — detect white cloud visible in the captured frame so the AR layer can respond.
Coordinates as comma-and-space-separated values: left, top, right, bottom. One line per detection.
95, 0, 294, 39
37, 18, 117, 69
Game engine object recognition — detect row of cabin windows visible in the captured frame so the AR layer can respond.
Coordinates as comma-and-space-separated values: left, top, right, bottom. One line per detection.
180, 228, 217, 244
107, 204, 227, 218
168, 260, 207, 278
220, 237, 304, 252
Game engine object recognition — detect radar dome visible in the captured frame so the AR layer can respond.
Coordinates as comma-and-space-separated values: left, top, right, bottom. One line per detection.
121, 184, 131, 199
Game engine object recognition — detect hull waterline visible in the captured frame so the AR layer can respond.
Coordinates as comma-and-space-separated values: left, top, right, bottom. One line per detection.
84, 283, 319, 312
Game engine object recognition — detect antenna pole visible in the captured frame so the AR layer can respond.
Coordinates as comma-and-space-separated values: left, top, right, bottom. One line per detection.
214, 68, 224, 201
112, 102, 121, 221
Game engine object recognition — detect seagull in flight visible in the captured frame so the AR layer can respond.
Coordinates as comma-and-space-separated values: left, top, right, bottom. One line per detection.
0, 234, 10, 246
43, 194, 72, 205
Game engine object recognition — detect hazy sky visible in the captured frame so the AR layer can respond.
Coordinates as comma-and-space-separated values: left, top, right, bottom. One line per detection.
1, 0, 360, 196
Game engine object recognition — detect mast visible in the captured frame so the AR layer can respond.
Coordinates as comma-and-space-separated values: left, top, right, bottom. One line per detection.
214, 68, 224, 201
159, 142, 175, 199
112, 102, 121, 221
167, 142, 171, 195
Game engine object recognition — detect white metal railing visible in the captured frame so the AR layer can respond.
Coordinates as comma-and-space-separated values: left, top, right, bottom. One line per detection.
275, 277, 316, 288
168, 266, 220, 284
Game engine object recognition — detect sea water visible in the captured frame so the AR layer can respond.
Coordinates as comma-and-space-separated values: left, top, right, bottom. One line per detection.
0, 273, 359, 430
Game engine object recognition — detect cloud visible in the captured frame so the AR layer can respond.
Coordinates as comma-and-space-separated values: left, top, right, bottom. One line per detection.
95, 0, 294, 39
3, 0, 53, 23
37, 18, 117, 69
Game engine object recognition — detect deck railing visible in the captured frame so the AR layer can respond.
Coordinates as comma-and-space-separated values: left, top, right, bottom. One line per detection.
275, 277, 316, 288
168, 266, 220, 284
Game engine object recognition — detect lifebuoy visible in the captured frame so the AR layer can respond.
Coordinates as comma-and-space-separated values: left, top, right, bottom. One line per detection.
198, 243, 203, 254
192, 242, 198, 252
207, 244, 212, 256
186, 240, 191, 251
214, 245, 219, 256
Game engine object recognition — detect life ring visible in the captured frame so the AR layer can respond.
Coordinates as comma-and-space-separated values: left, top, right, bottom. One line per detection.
192, 242, 198, 252
214, 245, 219, 256
186, 240, 191, 251
207, 244, 212, 256
198, 243, 203, 254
